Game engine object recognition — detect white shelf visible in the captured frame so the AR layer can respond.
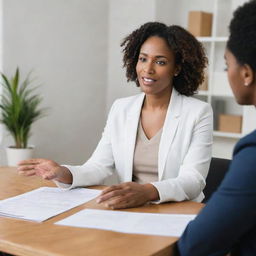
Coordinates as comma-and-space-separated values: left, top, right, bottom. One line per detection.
164, 0, 251, 158
197, 90, 209, 96
194, 0, 252, 144
211, 93, 234, 98
213, 131, 243, 139
197, 37, 228, 42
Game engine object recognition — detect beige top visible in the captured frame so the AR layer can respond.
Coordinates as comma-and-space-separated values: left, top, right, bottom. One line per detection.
132, 121, 163, 184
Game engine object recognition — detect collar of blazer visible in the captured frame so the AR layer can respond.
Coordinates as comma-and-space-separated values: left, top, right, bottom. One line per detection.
124, 88, 182, 181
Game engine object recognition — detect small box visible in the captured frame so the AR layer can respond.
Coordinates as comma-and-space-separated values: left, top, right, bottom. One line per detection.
218, 114, 242, 133
188, 11, 213, 37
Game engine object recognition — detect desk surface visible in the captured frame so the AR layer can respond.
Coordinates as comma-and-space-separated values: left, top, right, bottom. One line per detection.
0, 167, 203, 256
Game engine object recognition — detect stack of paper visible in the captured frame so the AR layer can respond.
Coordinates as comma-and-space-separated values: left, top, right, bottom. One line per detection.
0, 187, 101, 222
56, 209, 196, 237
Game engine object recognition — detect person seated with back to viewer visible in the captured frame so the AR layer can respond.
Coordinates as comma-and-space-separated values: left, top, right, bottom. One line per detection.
176, 1, 256, 255
18, 22, 213, 209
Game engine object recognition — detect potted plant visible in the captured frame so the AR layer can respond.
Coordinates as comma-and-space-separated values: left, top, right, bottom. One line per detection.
0, 68, 46, 166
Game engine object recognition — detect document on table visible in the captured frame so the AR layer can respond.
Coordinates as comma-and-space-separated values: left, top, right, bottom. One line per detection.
56, 209, 196, 237
0, 187, 101, 222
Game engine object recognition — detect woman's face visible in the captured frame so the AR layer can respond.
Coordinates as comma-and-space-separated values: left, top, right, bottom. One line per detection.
136, 36, 179, 96
225, 48, 253, 105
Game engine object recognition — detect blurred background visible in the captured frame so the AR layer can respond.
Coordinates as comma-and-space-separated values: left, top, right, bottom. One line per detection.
0, 0, 253, 165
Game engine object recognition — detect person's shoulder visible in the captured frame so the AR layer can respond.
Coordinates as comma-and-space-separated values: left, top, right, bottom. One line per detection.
111, 93, 144, 109
114, 93, 143, 104
228, 130, 256, 187
180, 94, 212, 115
182, 94, 210, 107
107, 93, 144, 117
234, 129, 256, 155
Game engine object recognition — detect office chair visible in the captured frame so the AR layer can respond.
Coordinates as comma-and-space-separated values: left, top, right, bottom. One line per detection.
202, 157, 231, 203
0, 252, 12, 256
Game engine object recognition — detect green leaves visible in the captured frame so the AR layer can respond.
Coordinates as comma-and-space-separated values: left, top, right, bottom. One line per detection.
0, 68, 46, 148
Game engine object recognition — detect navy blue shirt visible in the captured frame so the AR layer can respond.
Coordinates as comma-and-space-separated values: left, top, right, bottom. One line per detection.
178, 130, 256, 256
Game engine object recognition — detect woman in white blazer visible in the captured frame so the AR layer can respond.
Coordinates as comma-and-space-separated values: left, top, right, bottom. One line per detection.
18, 22, 213, 209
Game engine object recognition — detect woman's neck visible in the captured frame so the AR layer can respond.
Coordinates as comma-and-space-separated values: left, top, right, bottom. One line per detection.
143, 88, 172, 111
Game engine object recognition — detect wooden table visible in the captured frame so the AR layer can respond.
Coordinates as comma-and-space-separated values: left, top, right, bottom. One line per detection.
0, 167, 203, 256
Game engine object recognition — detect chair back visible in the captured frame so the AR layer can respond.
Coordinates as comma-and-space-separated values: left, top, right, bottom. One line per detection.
202, 157, 231, 203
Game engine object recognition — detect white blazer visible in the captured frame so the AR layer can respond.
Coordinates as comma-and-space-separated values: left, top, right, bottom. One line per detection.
61, 89, 213, 203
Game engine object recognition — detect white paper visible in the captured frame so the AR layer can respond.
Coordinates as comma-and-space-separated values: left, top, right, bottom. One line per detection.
0, 187, 101, 222
56, 209, 196, 237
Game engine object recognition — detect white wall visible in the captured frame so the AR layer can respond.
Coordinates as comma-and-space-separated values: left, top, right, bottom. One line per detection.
0, 0, 254, 165
0, 0, 109, 165
106, 0, 157, 110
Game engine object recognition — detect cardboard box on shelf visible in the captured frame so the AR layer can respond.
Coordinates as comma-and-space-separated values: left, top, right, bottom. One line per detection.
188, 11, 213, 37
218, 114, 242, 133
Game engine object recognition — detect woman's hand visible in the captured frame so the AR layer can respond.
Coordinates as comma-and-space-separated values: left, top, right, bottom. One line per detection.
18, 158, 72, 184
96, 182, 160, 209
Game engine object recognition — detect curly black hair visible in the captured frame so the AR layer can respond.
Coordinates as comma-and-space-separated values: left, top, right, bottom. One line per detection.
121, 22, 207, 96
227, 0, 256, 71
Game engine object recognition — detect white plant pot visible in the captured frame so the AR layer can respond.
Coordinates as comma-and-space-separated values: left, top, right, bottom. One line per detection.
6, 146, 35, 167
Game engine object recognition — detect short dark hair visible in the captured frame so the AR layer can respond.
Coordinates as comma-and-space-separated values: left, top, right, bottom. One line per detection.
121, 22, 207, 96
227, 0, 256, 71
